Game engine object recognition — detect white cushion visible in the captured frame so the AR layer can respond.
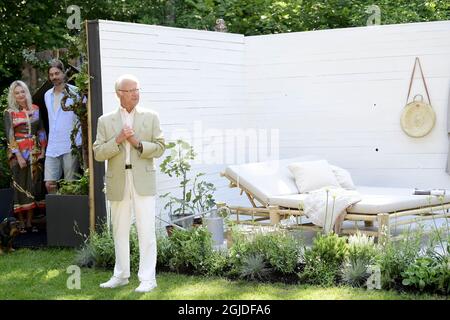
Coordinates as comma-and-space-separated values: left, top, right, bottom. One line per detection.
268, 186, 450, 214
330, 165, 356, 190
224, 156, 321, 205
288, 160, 340, 193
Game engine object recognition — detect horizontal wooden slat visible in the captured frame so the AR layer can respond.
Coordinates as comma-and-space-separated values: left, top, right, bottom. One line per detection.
98, 20, 450, 221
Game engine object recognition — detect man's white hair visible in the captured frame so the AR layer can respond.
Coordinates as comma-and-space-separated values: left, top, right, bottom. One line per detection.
115, 74, 140, 94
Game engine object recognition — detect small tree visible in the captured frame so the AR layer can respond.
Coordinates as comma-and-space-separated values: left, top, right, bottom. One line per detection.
159, 139, 216, 221
60, 32, 90, 171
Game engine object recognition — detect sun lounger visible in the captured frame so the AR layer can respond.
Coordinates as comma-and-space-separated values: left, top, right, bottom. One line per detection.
220, 157, 450, 241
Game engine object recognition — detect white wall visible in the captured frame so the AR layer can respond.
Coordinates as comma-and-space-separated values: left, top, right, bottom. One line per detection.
246, 20, 450, 189
97, 20, 450, 219
97, 20, 249, 223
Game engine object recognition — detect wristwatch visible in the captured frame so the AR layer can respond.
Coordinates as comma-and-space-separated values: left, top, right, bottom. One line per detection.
135, 141, 143, 153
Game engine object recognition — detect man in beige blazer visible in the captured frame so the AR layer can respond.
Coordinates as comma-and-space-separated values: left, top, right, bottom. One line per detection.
93, 74, 165, 293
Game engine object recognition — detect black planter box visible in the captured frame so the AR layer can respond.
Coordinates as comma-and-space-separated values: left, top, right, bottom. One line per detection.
0, 188, 13, 220
46, 194, 89, 247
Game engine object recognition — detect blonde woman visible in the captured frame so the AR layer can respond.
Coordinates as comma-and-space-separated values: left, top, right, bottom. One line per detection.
3, 81, 47, 233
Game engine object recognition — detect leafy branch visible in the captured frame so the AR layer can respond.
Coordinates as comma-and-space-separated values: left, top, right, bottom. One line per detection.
160, 139, 216, 218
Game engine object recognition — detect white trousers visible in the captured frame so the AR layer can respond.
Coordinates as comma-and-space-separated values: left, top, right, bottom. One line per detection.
109, 169, 156, 282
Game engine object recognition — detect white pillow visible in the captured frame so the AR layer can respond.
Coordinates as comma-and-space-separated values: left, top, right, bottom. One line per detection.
330, 165, 356, 190
288, 160, 340, 193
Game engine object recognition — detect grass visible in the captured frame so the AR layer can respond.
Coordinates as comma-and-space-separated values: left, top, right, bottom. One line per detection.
0, 248, 446, 300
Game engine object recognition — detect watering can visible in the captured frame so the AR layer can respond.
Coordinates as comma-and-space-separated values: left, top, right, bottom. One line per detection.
203, 203, 230, 247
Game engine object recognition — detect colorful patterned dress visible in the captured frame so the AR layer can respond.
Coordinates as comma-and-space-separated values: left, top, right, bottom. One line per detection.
3, 104, 47, 213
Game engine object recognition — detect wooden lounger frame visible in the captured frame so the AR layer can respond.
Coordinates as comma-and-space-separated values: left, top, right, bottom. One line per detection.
220, 172, 450, 243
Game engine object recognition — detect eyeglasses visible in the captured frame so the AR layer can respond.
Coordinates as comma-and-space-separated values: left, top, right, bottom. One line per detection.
118, 88, 140, 93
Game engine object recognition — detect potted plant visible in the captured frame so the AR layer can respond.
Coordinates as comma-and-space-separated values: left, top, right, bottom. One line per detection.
46, 169, 89, 247
160, 140, 216, 233
0, 88, 13, 220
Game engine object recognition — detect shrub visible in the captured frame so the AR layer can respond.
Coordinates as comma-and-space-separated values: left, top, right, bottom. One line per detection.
308, 233, 348, 265
376, 227, 423, 290
400, 226, 450, 294
74, 222, 115, 269
203, 249, 232, 277
436, 256, 450, 294
347, 232, 379, 265
74, 222, 142, 271
401, 257, 449, 294
300, 258, 338, 287
74, 242, 96, 268
156, 235, 172, 271
228, 229, 303, 280
299, 233, 348, 286
239, 254, 272, 281
76, 222, 225, 276
165, 226, 215, 274
341, 258, 370, 287
252, 231, 303, 274
341, 232, 380, 287
156, 226, 232, 276
58, 169, 89, 195
425, 226, 449, 264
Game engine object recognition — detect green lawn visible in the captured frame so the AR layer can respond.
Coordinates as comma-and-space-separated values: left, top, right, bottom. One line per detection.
0, 248, 445, 300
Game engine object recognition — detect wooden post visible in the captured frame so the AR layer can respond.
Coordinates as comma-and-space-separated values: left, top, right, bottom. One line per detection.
86, 20, 107, 232
269, 205, 280, 225
377, 213, 390, 245
85, 20, 95, 234
245, 192, 257, 208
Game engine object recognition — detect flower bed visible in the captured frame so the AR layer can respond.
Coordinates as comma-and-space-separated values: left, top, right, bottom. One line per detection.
75, 223, 449, 296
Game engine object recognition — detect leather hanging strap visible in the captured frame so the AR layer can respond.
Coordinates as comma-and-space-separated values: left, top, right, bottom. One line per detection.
406, 57, 432, 105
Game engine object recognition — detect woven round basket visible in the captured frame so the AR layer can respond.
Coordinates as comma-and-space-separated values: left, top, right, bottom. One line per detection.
400, 94, 435, 138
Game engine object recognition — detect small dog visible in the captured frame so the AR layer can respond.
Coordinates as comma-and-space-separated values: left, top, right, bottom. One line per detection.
0, 217, 20, 255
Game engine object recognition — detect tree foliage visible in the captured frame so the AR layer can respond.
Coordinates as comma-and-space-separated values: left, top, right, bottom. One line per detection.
0, 0, 448, 90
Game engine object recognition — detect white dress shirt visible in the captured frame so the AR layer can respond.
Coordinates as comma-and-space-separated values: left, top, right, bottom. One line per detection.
119, 105, 136, 165
44, 84, 82, 157
53, 92, 62, 113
